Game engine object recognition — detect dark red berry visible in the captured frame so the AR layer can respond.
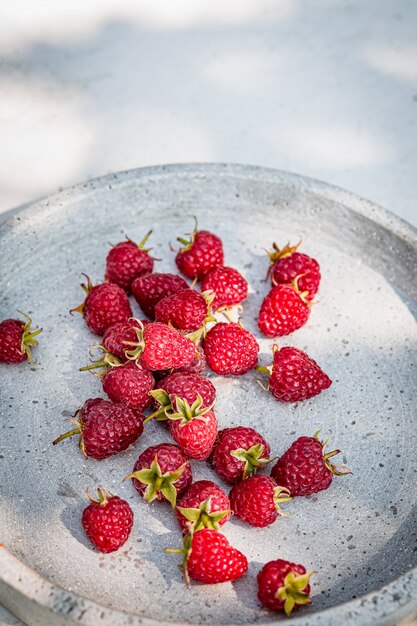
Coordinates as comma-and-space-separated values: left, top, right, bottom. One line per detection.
105, 232, 154, 292
175, 226, 224, 280
0, 313, 42, 364
271, 433, 350, 496
71, 276, 132, 335
211, 426, 271, 484
53, 398, 144, 459
82, 487, 133, 553
203, 322, 259, 375
257, 559, 313, 615
155, 289, 211, 332
267, 242, 320, 301
129, 443, 192, 507
229, 475, 291, 528
258, 284, 310, 337
131, 273, 188, 319
102, 361, 155, 410
201, 266, 248, 309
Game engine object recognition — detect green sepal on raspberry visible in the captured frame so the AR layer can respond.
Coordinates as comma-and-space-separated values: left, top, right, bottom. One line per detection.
230, 442, 274, 480
176, 496, 230, 533
164, 532, 194, 586
126, 456, 187, 508
17, 311, 42, 364
273, 485, 292, 516
276, 570, 314, 616
79, 345, 123, 377
146, 391, 214, 425
52, 414, 87, 457
315, 430, 352, 477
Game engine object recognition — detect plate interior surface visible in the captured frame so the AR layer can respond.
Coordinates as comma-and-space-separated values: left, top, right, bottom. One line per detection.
1, 165, 417, 625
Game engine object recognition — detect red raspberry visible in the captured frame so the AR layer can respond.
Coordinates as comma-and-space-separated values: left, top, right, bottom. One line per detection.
53, 398, 144, 459
176, 480, 231, 533
131, 273, 188, 319
175, 225, 224, 280
267, 242, 320, 301
201, 266, 248, 310
166, 529, 248, 585
258, 284, 310, 337
150, 389, 217, 460
203, 322, 259, 375
271, 433, 350, 496
129, 443, 192, 507
151, 372, 216, 417
82, 487, 133, 553
211, 426, 271, 484
133, 322, 197, 371
155, 289, 213, 332
175, 344, 206, 375
259, 345, 332, 403
229, 475, 291, 527
0, 313, 42, 364
71, 276, 132, 335
105, 232, 154, 292
101, 361, 155, 410
257, 559, 313, 615
102, 319, 144, 362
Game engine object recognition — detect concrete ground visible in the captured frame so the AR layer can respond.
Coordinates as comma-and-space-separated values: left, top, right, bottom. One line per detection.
0, 0, 416, 225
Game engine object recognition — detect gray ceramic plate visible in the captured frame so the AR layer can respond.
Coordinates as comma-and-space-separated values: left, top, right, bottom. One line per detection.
1, 164, 417, 626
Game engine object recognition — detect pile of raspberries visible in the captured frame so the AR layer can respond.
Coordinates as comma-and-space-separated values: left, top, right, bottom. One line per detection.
0, 223, 350, 617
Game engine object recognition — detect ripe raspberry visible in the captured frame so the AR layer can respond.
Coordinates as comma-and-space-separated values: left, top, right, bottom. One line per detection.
258, 283, 310, 337
105, 231, 154, 292
0, 313, 42, 364
267, 241, 320, 301
101, 361, 155, 410
71, 276, 132, 335
259, 345, 332, 403
128, 443, 192, 507
102, 319, 144, 362
175, 224, 224, 280
176, 480, 231, 533
53, 398, 144, 459
126, 321, 197, 371
211, 426, 272, 484
203, 322, 259, 375
166, 529, 248, 585
271, 433, 350, 496
150, 372, 216, 418
82, 487, 133, 553
229, 475, 291, 528
154, 289, 214, 332
175, 344, 206, 375
201, 266, 248, 310
131, 273, 188, 319
257, 559, 313, 615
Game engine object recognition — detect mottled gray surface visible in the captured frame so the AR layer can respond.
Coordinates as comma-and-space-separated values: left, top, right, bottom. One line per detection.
1, 164, 417, 626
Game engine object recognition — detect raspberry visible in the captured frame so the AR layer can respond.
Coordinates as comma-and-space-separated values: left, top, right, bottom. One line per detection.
211, 426, 272, 484
229, 475, 291, 527
257, 559, 313, 615
0, 313, 42, 363
82, 487, 133, 553
105, 232, 154, 292
176, 480, 230, 533
131, 273, 188, 319
201, 266, 248, 309
175, 225, 224, 280
203, 322, 259, 375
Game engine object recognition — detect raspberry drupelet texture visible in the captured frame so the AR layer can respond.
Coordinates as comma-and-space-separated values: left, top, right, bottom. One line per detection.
203, 322, 259, 375
131, 273, 188, 319
0, 313, 42, 364
211, 426, 271, 484
166, 528, 248, 585
229, 474, 291, 528
105, 232, 154, 292
71, 276, 132, 335
53, 398, 144, 459
258, 284, 310, 337
102, 361, 155, 410
82, 487, 134, 553
201, 266, 248, 309
154, 288, 210, 332
271, 434, 350, 496
175, 228, 224, 280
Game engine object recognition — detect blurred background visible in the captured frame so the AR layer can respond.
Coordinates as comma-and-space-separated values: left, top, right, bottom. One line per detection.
1, 0, 416, 224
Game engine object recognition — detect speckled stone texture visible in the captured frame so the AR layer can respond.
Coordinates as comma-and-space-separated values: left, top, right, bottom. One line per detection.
0, 164, 417, 626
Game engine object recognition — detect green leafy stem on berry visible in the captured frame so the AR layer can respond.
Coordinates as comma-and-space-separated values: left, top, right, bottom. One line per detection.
273, 486, 292, 517
176, 496, 230, 533
230, 443, 275, 480
164, 533, 193, 586
316, 430, 352, 477
145, 391, 215, 426
79, 345, 123, 377
125, 456, 187, 508
17, 310, 42, 364
276, 570, 314, 616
